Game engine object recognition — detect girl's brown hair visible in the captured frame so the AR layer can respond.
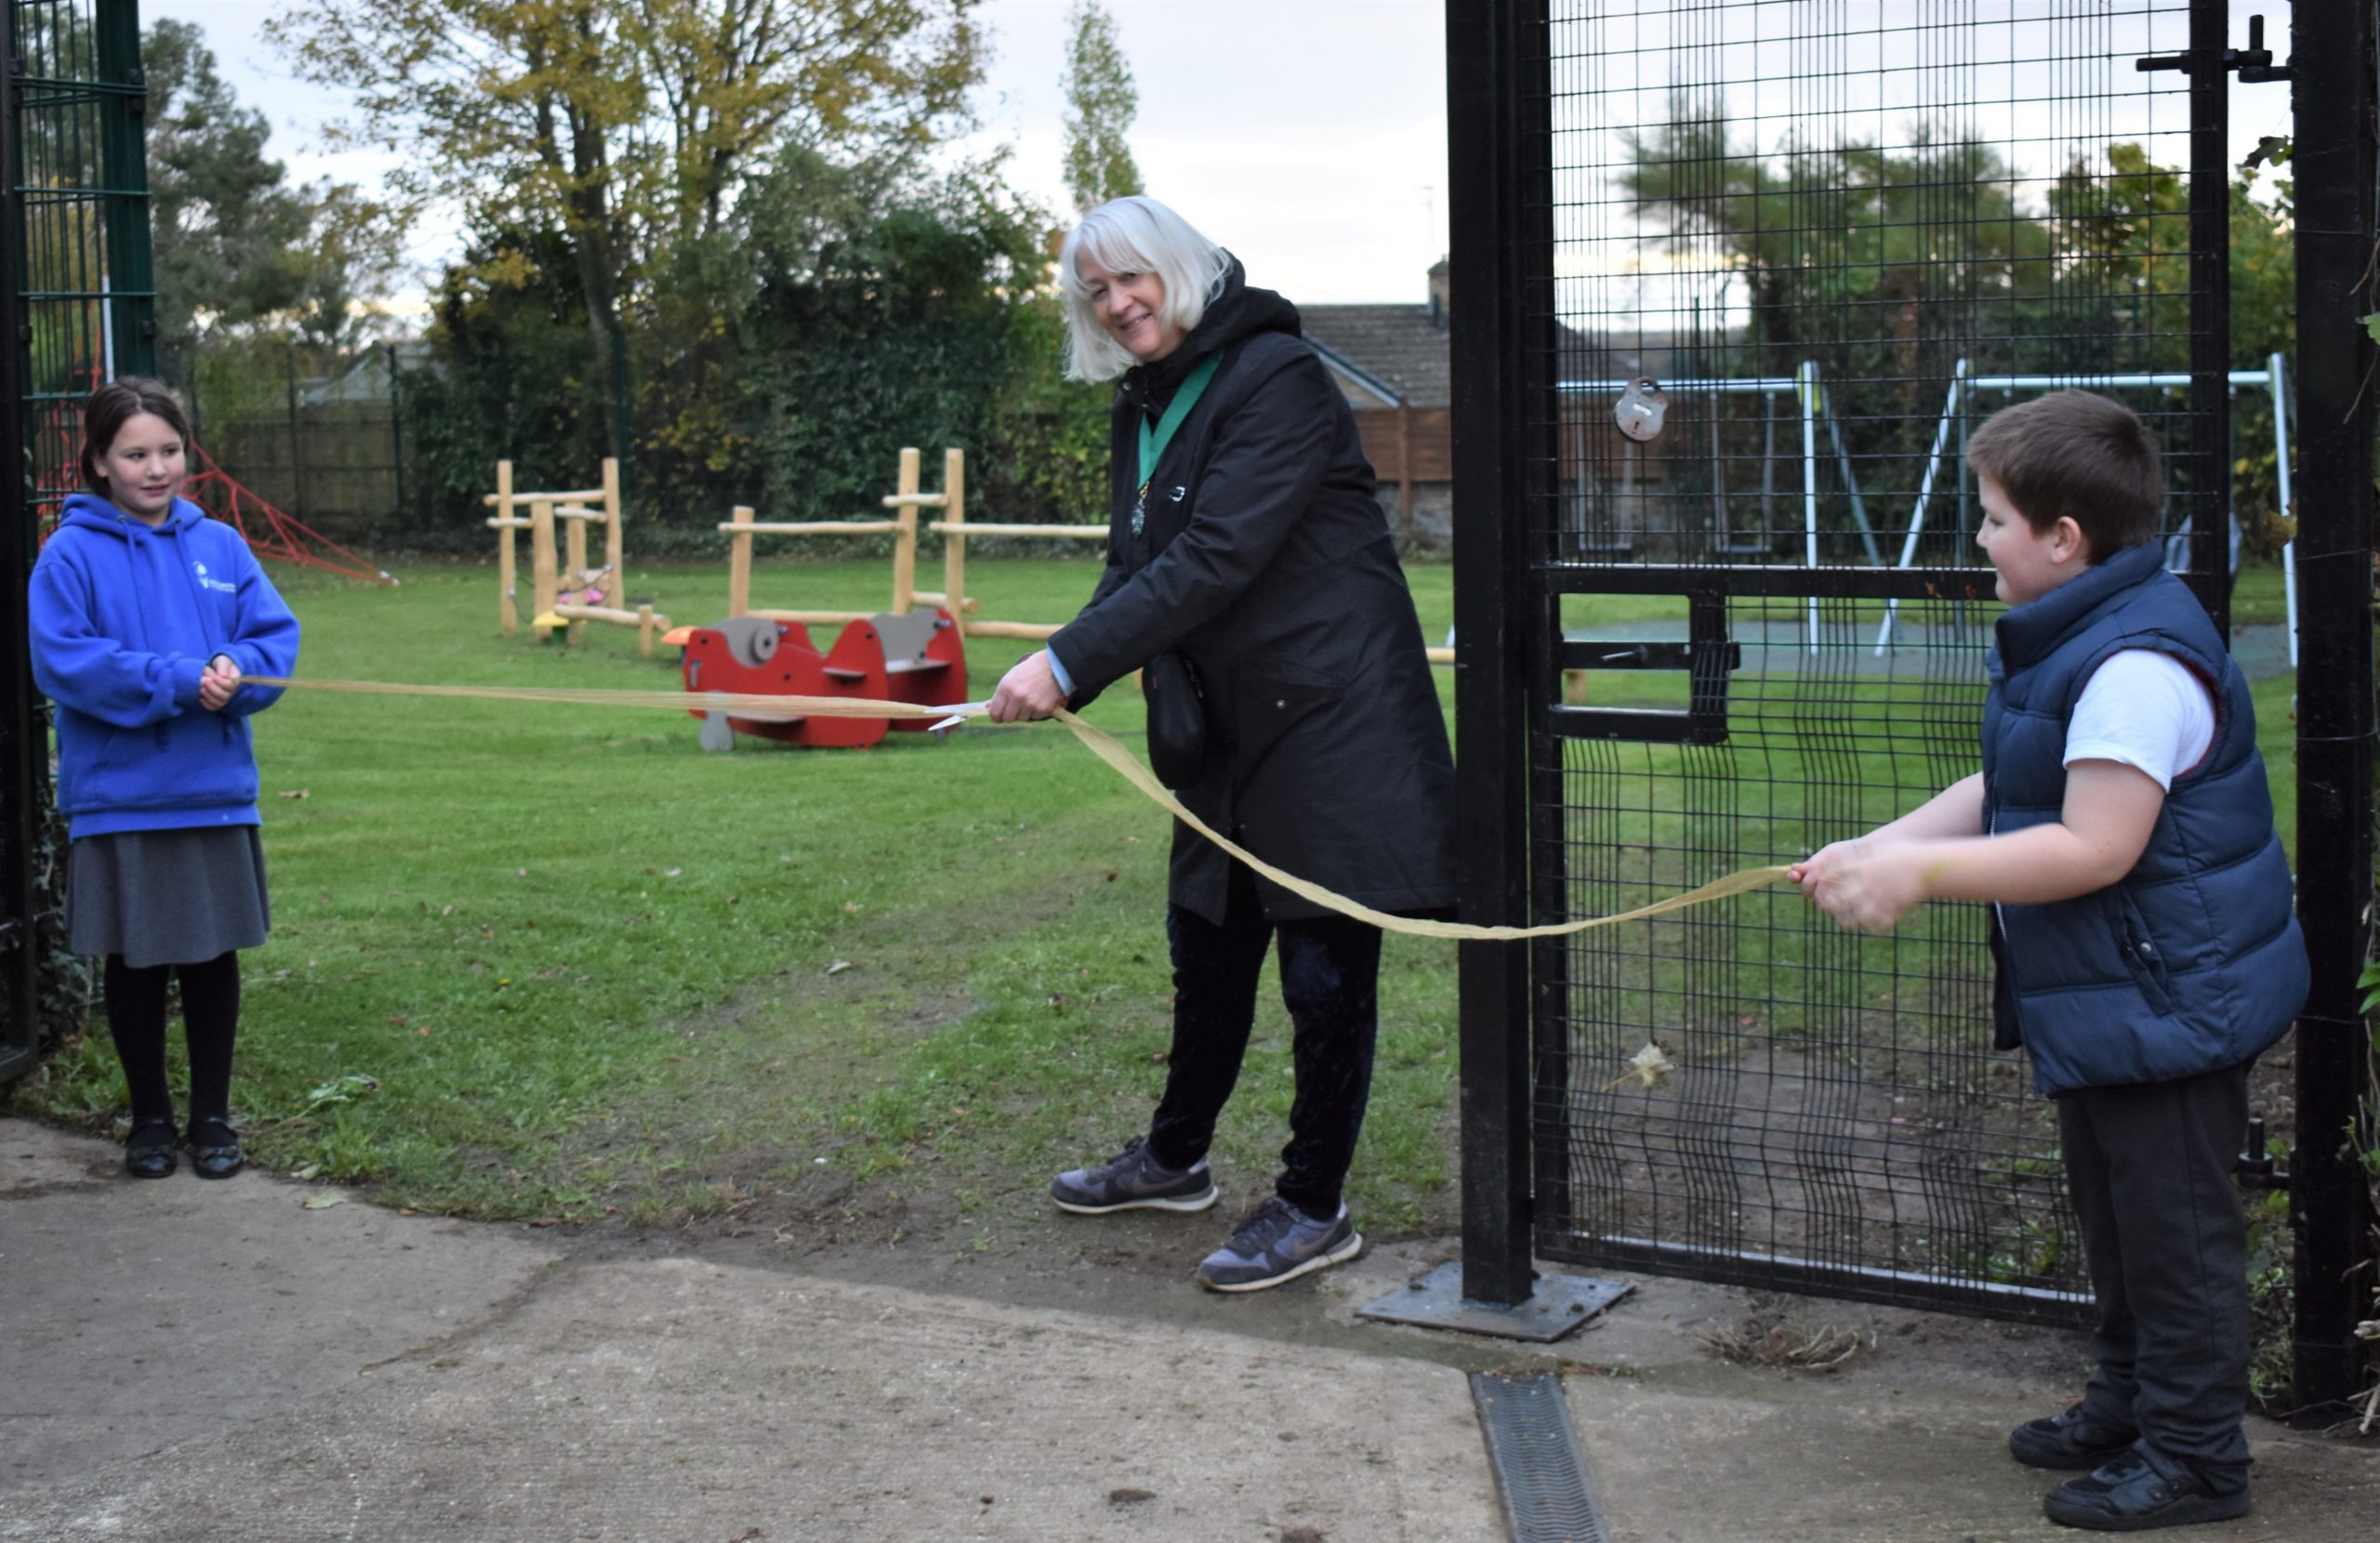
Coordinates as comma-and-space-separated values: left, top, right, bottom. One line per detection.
80, 376, 192, 495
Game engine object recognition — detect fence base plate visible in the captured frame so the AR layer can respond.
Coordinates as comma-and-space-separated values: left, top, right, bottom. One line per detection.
1355, 1262, 1630, 1342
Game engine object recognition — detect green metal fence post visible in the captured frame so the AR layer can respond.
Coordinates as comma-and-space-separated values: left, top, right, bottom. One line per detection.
1, 4, 42, 1081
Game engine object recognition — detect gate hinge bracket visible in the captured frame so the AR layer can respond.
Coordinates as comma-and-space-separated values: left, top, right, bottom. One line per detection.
2136, 13, 2293, 84
2235, 1114, 2292, 1191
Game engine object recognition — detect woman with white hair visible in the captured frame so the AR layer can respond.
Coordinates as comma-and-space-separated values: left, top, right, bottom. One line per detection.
988, 195, 1456, 1292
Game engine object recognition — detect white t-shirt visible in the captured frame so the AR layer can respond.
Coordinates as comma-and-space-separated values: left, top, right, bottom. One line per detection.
2063, 649, 2218, 791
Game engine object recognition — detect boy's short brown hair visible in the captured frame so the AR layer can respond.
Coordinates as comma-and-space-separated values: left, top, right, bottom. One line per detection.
1964, 389, 2163, 556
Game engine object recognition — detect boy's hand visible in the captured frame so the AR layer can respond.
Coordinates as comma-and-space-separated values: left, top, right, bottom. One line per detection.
198, 654, 242, 712
1789, 837, 1870, 899
1808, 845, 1929, 935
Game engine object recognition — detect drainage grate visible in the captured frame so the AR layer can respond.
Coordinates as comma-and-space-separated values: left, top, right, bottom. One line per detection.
1469, 1371, 1606, 1543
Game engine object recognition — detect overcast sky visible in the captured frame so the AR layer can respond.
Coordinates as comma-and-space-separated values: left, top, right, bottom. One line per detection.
168, 0, 1452, 311
169, 1, 2290, 319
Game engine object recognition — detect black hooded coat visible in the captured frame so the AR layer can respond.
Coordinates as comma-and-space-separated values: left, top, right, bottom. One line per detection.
1047, 260, 1458, 925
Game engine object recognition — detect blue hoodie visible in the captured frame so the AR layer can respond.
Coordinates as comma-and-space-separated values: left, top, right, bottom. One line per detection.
29, 494, 301, 837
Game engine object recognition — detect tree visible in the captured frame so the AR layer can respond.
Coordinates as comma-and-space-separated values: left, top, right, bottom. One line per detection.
143, 20, 402, 396
1060, 0, 1140, 211
1617, 104, 2301, 560
1619, 99, 2047, 381
2226, 155, 2296, 555
143, 20, 309, 376
268, 0, 988, 472
397, 144, 1102, 550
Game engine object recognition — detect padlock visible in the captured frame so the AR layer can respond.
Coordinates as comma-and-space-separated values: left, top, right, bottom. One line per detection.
1613, 377, 1669, 442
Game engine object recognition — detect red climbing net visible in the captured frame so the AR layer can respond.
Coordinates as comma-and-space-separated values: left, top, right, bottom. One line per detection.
178, 440, 397, 587
31, 404, 397, 585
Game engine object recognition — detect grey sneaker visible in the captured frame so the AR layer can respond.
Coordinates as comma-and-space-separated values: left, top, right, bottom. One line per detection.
1195, 1196, 1363, 1292
1050, 1136, 1218, 1215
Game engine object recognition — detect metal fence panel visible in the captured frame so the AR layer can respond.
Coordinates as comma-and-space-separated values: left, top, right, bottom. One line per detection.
2, 0, 152, 1075
1513, 0, 2228, 1324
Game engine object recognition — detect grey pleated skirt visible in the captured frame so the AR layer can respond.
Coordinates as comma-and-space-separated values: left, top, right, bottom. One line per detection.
67, 826, 271, 969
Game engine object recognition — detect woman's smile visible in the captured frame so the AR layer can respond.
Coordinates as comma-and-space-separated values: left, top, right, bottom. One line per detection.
1077, 253, 1182, 363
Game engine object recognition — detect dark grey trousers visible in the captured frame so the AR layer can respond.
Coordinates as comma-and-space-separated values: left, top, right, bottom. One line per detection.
2056, 1062, 2253, 1495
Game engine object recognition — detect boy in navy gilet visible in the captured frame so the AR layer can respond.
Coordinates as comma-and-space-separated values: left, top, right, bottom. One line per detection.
1792, 390, 2306, 1532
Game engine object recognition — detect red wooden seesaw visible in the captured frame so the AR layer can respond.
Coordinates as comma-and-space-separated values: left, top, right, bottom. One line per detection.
678, 608, 968, 750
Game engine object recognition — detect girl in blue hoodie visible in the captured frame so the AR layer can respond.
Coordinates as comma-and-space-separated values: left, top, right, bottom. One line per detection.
28, 378, 299, 1179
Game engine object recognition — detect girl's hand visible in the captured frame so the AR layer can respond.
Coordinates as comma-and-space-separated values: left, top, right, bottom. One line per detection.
988, 651, 1064, 722
199, 654, 241, 712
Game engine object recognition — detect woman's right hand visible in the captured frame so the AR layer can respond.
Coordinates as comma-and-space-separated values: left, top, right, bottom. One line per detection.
988, 650, 1065, 722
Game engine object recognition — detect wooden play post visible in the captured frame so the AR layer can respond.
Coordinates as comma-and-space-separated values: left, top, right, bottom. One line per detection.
602, 456, 625, 613
530, 497, 560, 640
489, 459, 668, 647
939, 447, 967, 621
891, 447, 919, 613
712, 499, 901, 626
563, 494, 589, 634
493, 460, 519, 635
727, 505, 756, 617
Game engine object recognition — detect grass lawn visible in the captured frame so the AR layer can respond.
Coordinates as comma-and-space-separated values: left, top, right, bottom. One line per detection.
2229, 561, 2290, 629
15, 555, 1468, 1233
9, 552, 2303, 1248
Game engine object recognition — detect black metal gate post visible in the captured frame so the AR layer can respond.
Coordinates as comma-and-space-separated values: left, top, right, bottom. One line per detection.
0, 0, 160, 1082
93, 0, 151, 378
2183, 0, 2231, 634
2287, 0, 2378, 1426
1368, 0, 1640, 1340
0, 7, 34, 1082
1448, 0, 1548, 1310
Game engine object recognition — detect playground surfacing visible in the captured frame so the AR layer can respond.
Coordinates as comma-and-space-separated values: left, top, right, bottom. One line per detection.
7, 1114, 2376, 1543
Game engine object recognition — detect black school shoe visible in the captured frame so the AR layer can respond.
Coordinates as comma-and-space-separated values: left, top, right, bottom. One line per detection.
186, 1116, 245, 1180
2011, 1403, 2140, 1470
2043, 1449, 2252, 1532
124, 1118, 178, 1180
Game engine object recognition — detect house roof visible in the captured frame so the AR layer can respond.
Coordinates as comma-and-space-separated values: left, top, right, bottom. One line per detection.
299, 338, 437, 407
1301, 300, 1697, 413
1300, 304, 1450, 409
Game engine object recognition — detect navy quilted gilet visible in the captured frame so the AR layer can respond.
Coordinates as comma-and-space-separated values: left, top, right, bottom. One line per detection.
1981, 540, 2306, 1093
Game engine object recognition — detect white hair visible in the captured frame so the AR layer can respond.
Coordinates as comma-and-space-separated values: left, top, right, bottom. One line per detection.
1056, 195, 1232, 382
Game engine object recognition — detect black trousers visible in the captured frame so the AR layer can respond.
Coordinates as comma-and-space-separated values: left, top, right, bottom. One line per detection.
1144, 860, 1382, 1218
2056, 1062, 2253, 1495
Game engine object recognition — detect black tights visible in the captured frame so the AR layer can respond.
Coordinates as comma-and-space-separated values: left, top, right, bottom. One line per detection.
105, 952, 242, 1133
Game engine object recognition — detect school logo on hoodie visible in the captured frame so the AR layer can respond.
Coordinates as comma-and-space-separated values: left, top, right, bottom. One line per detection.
193, 560, 237, 594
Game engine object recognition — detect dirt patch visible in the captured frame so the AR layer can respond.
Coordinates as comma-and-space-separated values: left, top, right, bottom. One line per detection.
1554, 1041, 2077, 1299
1699, 1294, 1868, 1370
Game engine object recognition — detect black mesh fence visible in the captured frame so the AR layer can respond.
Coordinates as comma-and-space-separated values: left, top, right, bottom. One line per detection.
1521, 0, 2228, 1321
1, 0, 150, 1071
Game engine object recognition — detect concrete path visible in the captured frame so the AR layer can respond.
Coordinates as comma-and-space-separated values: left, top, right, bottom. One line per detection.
6, 1117, 2374, 1543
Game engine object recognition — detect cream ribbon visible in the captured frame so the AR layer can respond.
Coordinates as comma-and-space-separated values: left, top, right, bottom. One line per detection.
251, 677, 1792, 939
